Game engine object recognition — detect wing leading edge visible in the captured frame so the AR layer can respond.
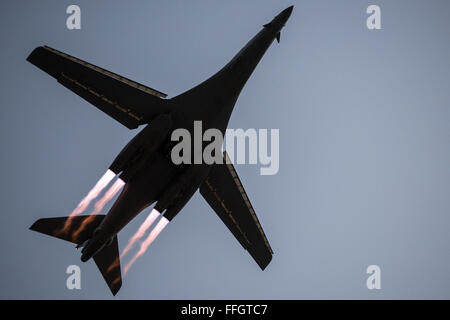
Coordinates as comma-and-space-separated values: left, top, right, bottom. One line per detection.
27, 46, 169, 129
200, 152, 273, 270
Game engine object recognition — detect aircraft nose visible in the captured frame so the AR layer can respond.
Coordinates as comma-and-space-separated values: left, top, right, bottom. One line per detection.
285, 5, 294, 16
279, 5, 294, 21
272, 5, 294, 27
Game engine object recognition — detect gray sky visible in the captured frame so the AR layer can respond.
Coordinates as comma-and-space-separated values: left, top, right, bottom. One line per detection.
1, 0, 450, 299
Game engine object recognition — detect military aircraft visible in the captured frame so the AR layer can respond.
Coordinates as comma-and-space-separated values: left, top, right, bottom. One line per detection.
28, 6, 293, 295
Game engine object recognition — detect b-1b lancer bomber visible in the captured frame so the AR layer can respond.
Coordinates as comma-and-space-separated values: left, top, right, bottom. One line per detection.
28, 6, 293, 295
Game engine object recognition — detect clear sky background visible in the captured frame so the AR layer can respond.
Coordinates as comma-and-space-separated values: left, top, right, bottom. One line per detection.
1, 0, 449, 299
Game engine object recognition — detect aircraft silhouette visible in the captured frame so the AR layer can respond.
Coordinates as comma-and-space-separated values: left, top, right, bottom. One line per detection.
28, 6, 293, 295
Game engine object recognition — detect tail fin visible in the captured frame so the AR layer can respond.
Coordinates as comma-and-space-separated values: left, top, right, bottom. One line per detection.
29, 215, 122, 295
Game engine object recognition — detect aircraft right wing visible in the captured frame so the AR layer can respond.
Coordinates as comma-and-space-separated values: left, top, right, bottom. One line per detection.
199, 152, 273, 270
27, 46, 169, 129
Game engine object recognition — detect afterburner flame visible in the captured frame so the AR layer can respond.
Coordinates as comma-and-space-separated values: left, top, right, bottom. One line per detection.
120, 209, 160, 259
72, 178, 125, 241
59, 169, 116, 235
124, 217, 169, 275
92, 178, 125, 215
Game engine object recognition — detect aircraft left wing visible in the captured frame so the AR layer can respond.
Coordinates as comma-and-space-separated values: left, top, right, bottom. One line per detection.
200, 152, 273, 270
27, 46, 169, 129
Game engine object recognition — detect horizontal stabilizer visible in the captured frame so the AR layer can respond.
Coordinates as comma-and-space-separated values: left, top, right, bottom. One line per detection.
30, 215, 105, 245
30, 215, 122, 295
93, 236, 122, 295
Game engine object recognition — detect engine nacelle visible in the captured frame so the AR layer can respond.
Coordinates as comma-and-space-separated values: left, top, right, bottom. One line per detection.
154, 164, 211, 221
109, 114, 173, 181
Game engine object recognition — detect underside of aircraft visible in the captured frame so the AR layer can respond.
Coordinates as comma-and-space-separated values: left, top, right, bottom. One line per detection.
28, 6, 293, 295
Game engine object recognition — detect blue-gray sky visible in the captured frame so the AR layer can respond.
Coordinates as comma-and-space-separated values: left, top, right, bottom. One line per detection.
1, 0, 450, 299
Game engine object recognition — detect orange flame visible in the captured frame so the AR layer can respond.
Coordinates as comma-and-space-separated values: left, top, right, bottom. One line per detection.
58, 169, 116, 235
112, 276, 121, 287
71, 215, 96, 242
72, 178, 125, 241
120, 209, 160, 259
123, 217, 169, 275
106, 256, 120, 274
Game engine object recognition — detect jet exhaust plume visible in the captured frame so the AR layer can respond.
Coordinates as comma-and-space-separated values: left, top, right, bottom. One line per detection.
59, 169, 116, 235
72, 178, 125, 241
120, 208, 160, 259
124, 217, 169, 275
92, 178, 125, 215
